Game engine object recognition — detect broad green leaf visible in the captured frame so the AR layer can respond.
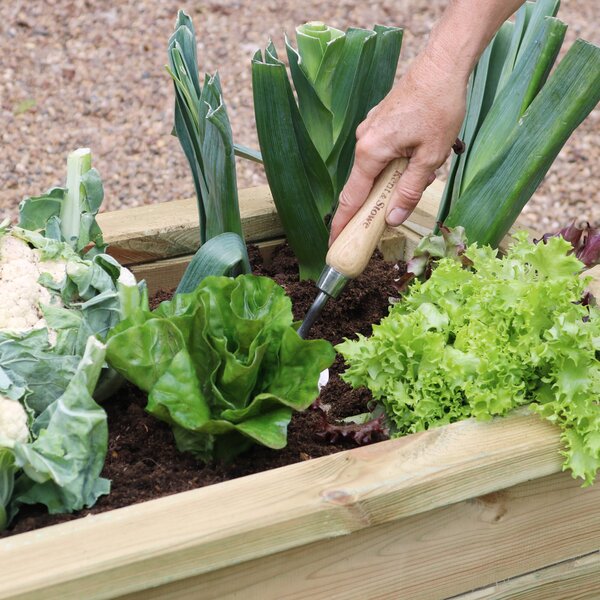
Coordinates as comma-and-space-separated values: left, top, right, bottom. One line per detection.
177, 232, 251, 294
0, 449, 17, 531
11, 337, 109, 516
446, 39, 600, 247
18, 153, 106, 257
106, 319, 186, 391
106, 275, 335, 461
461, 17, 566, 191
18, 187, 64, 232
252, 50, 330, 280
147, 349, 211, 427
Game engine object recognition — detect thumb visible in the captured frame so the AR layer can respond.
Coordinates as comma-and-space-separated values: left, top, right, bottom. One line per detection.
386, 159, 436, 227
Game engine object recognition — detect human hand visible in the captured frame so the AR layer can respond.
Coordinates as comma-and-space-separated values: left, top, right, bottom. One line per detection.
329, 50, 468, 243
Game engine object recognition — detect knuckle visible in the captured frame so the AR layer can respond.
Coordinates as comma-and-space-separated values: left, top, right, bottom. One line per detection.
356, 135, 377, 158
337, 189, 354, 210
416, 145, 450, 169
397, 184, 423, 206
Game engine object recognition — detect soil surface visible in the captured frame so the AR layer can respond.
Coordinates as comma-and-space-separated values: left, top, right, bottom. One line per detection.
0, 1, 598, 231
2, 244, 400, 538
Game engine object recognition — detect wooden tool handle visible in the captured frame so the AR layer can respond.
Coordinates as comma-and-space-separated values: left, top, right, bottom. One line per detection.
326, 157, 408, 278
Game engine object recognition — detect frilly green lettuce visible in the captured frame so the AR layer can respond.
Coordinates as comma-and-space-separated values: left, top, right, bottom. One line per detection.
338, 233, 600, 486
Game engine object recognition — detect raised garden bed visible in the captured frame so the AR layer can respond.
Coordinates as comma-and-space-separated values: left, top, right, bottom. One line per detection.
0, 182, 598, 600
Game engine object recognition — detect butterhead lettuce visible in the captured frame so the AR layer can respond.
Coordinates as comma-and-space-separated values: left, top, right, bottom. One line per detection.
106, 275, 335, 461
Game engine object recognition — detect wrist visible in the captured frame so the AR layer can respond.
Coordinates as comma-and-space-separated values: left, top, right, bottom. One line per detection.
423, 0, 520, 83
424, 13, 482, 82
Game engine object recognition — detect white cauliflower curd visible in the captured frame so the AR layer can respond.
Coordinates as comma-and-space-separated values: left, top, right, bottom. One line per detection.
0, 395, 29, 444
0, 233, 66, 333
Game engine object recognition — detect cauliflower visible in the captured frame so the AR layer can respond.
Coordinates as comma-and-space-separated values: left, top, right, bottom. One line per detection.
0, 233, 66, 333
0, 395, 29, 444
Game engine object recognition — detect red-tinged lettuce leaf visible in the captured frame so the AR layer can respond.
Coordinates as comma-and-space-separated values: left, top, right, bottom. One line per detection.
536, 221, 600, 268
398, 224, 470, 292
316, 411, 388, 445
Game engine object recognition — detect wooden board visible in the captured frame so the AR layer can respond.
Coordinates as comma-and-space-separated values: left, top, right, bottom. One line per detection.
129, 240, 285, 294
97, 185, 283, 266
0, 412, 573, 600
454, 551, 600, 600
97, 181, 449, 268
121, 472, 600, 600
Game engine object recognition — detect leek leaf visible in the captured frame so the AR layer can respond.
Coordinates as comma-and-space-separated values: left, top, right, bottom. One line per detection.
168, 10, 243, 246
233, 144, 262, 163
461, 16, 566, 191
445, 39, 600, 247
252, 51, 330, 280
176, 233, 251, 295
253, 24, 402, 278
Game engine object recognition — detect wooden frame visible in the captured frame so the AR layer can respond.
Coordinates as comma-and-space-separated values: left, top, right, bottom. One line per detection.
1, 183, 598, 600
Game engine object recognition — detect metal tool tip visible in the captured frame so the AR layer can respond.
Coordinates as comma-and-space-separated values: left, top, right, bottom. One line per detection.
297, 291, 329, 339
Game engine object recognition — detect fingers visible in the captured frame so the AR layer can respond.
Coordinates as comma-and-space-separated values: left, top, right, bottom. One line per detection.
329, 142, 390, 244
385, 158, 437, 227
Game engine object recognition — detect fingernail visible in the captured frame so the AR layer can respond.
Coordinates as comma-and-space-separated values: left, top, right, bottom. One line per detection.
386, 208, 410, 227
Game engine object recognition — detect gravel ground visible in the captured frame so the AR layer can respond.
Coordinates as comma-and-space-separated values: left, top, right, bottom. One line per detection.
0, 0, 598, 232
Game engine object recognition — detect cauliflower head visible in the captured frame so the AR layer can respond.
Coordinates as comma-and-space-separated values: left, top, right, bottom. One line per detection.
0, 233, 66, 332
0, 395, 29, 445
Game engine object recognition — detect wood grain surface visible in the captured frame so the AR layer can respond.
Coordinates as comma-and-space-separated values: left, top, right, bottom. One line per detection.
0, 412, 576, 600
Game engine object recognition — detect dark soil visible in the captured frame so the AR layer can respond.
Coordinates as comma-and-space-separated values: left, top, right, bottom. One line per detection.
3, 244, 403, 538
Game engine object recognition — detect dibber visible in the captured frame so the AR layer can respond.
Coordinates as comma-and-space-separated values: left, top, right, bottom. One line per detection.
297, 157, 409, 339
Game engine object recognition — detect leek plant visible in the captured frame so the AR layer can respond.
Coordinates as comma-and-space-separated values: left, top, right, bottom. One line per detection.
439, 0, 600, 247
253, 22, 403, 280
168, 11, 250, 292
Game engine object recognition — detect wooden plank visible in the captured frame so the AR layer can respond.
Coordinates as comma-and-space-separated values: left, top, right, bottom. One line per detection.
98, 178, 527, 293
452, 551, 600, 600
96, 181, 448, 268
130, 239, 286, 295
97, 185, 283, 266
0, 412, 570, 600
120, 472, 600, 600
585, 265, 600, 299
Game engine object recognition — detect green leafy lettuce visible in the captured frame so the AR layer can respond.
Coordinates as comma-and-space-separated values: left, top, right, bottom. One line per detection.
106, 275, 335, 461
0, 337, 109, 530
338, 234, 600, 486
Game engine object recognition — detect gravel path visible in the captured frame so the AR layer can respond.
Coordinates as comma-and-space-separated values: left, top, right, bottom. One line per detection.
0, 0, 598, 233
